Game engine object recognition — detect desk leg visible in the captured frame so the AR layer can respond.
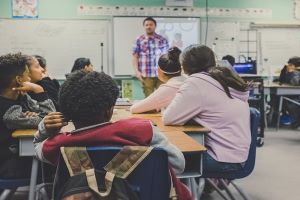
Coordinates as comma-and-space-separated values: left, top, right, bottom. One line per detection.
28, 157, 39, 200
277, 96, 283, 131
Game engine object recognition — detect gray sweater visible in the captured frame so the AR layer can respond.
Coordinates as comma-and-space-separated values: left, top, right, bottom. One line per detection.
0, 92, 55, 160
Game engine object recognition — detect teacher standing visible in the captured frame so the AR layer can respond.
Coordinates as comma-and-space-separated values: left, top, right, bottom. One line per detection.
133, 17, 169, 97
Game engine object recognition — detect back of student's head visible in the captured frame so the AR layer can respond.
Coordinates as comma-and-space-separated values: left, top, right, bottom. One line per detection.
181, 44, 248, 98
0, 53, 27, 93
288, 56, 300, 67
34, 55, 47, 69
180, 45, 216, 75
158, 46, 182, 76
71, 57, 91, 72
59, 71, 119, 125
222, 55, 235, 67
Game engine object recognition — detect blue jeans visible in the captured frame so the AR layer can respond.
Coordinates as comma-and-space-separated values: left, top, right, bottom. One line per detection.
202, 152, 244, 177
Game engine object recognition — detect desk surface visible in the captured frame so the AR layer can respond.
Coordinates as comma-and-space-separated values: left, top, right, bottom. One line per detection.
12, 129, 36, 138
113, 108, 209, 132
12, 109, 207, 153
264, 82, 300, 88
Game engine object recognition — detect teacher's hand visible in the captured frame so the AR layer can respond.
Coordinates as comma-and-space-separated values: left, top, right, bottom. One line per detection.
135, 71, 143, 82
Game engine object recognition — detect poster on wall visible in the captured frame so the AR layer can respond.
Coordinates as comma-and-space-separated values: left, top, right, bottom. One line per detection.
12, 0, 38, 18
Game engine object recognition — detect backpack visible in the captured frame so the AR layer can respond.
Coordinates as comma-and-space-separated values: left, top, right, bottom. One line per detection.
53, 146, 177, 200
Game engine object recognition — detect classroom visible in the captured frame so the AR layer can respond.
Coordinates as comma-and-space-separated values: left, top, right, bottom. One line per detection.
0, 0, 300, 200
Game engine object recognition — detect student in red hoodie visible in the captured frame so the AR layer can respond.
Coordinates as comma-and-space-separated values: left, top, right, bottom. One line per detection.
34, 71, 192, 200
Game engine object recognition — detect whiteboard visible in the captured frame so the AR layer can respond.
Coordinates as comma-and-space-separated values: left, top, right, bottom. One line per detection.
0, 19, 109, 79
259, 28, 300, 75
113, 17, 200, 76
201, 21, 240, 60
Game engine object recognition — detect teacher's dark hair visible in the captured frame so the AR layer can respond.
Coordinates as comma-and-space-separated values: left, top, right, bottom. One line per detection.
143, 17, 157, 26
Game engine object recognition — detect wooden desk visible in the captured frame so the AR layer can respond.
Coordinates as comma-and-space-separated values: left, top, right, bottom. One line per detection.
255, 82, 300, 96
112, 108, 209, 133
12, 129, 38, 200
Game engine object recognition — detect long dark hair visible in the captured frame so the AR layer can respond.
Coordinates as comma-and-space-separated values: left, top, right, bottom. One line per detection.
71, 57, 91, 73
158, 46, 182, 77
180, 45, 248, 98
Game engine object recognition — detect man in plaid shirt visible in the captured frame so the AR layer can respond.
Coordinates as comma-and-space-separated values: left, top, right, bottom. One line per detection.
133, 17, 169, 97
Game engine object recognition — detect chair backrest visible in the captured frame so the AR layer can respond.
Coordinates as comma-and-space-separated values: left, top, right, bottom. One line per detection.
203, 107, 260, 179
53, 147, 170, 200
0, 178, 30, 190
234, 107, 260, 178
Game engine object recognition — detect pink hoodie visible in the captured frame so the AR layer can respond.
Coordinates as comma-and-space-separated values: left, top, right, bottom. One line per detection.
130, 76, 186, 113
163, 72, 251, 163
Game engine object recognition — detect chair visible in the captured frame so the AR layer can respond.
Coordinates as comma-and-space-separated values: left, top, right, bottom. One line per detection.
202, 107, 260, 200
277, 96, 300, 130
0, 178, 30, 200
53, 147, 171, 200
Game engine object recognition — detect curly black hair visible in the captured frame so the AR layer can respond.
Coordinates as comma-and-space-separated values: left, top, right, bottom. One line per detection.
0, 53, 27, 93
59, 71, 119, 125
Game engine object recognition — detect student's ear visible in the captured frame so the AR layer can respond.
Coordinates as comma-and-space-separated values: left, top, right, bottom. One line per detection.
15, 75, 23, 86
105, 107, 114, 121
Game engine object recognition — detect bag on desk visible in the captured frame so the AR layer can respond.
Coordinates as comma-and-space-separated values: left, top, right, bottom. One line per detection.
54, 146, 155, 200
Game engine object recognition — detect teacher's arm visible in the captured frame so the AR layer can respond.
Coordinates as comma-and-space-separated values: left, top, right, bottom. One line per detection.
133, 53, 142, 82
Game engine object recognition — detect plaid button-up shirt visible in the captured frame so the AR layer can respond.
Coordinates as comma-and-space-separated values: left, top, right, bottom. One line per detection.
133, 33, 169, 77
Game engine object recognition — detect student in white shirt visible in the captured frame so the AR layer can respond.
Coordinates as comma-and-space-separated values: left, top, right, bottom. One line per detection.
130, 47, 186, 113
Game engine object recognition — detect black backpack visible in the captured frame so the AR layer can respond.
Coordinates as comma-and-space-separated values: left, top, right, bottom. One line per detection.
53, 146, 163, 200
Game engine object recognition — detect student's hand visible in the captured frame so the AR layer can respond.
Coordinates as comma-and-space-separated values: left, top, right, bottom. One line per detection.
44, 112, 68, 131
13, 82, 44, 94
23, 111, 39, 118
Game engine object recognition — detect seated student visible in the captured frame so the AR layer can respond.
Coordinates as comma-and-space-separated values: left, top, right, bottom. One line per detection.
278, 57, 300, 128
222, 55, 235, 67
0, 53, 55, 179
30, 55, 60, 110
163, 45, 251, 176
130, 47, 186, 113
279, 56, 300, 85
71, 57, 94, 73
34, 71, 192, 200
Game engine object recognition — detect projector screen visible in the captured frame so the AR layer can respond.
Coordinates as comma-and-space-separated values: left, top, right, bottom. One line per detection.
113, 17, 200, 76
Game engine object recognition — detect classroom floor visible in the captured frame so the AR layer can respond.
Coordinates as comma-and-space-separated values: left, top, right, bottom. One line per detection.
203, 128, 300, 200
9, 128, 300, 200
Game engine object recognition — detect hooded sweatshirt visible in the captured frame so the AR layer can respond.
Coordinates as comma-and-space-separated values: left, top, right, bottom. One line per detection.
130, 76, 186, 113
163, 72, 250, 163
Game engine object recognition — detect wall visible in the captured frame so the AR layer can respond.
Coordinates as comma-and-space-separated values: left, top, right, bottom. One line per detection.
0, 0, 297, 99
0, 0, 296, 22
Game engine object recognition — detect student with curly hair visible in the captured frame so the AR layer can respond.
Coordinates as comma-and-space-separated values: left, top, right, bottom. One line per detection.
130, 47, 185, 113
0, 53, 55, 178
34, 71, 192, 200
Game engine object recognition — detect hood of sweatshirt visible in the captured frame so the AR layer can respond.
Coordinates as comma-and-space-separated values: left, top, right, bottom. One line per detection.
190, 72, 249, 102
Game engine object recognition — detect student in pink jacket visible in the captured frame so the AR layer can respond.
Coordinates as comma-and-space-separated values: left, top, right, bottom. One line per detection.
163, 45, 251, 176
130, 47, 186, 113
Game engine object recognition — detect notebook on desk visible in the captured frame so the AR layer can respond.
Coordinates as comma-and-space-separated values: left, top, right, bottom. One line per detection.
115, 98, 132, 106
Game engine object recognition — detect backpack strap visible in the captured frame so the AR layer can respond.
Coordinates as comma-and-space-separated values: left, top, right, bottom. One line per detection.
60, 147, 93, 176
60, 147, 115, 197
169, 170, 178, 200
104, 146, 153, 178
86, 169, 115, 197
